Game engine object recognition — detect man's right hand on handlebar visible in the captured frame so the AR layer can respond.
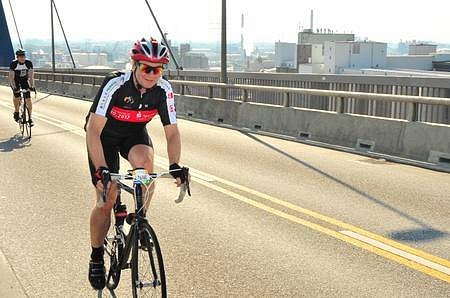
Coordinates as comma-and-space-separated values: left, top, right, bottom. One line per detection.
94, 166, 111, 193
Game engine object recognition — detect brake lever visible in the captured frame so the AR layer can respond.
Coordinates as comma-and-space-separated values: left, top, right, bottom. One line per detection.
183, 167, 191, 197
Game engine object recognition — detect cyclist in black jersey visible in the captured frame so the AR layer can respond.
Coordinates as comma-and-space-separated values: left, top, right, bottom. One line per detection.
85, 37, 187, 290
9, 49, 35, 125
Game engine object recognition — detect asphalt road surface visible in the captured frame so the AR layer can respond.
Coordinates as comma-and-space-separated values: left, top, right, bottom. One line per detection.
0, 86, 449, 297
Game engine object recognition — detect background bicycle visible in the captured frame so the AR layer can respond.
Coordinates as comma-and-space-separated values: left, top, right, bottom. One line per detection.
17, 88, 35, 140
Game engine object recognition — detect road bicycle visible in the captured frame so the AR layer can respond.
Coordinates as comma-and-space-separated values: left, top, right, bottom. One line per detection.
17, 89, 34, 139
100, 167, 190, 297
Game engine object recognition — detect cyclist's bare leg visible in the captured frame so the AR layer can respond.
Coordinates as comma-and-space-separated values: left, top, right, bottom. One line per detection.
13, 96, 20, 113
90, 183, 118, 247
128, 144, 155, 211
25, 98, 32, 117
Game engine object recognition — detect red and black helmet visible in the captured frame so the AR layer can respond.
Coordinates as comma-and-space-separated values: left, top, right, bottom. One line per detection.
130, 37, 169, 64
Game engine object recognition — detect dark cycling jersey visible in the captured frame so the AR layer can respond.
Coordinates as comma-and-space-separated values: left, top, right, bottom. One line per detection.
9, 59, 33, 79
86, 71, 177, 136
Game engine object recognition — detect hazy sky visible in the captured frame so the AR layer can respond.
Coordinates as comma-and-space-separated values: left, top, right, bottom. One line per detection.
3, 0, 450, 46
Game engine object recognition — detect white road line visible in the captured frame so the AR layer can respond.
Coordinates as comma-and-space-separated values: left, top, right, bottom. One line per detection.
340, 230, 450, 276
0, 101, 85, 137
154, 156, 215, 182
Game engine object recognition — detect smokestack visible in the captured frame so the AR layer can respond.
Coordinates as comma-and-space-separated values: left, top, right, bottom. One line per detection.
241, 13, 244, 48
310, 9, 314, 31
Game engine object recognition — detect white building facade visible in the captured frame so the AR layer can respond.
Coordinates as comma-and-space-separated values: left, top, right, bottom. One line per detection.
324, 41, 387, 74
275, 42, 297, 68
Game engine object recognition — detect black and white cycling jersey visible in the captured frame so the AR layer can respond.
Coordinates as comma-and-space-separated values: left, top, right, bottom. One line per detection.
9, 59, 33, 79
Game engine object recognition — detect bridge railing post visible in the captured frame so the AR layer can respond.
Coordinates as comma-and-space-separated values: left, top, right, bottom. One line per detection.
283, 92, 290, 107
406, 102, 419, 122
208, 85, 214, 99
181, 84, 185, 95
242, 89, 248, 102
336, 97, 345, 114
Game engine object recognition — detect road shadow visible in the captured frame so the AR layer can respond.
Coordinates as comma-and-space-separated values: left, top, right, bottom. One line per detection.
0, 135, 31, 152
389, 228, 447, 243
240, 132, 447, 242
33, 94, 52, 104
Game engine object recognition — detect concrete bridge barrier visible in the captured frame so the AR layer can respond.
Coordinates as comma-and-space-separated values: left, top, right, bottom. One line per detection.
0, 70, 449, 170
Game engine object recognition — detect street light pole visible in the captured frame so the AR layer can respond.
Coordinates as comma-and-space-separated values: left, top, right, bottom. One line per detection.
50, 0, 55, 72
221, 0, 227, 99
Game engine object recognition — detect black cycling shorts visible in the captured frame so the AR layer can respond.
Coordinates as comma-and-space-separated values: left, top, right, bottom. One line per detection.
88, 128, 153, 186
11, 79, 30, 98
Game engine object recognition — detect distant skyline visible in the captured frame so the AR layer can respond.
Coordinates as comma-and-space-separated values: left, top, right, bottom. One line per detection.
3, 0, 450, 48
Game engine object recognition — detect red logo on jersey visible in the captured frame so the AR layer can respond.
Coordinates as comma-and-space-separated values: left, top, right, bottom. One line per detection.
110, 106, 158, 122
167, 92, 174, 100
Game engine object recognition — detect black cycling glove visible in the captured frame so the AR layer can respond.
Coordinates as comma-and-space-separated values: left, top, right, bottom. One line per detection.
169, 163, 186, 183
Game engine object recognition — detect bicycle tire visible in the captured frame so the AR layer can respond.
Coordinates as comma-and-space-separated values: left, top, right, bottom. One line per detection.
131, 221, 166, 298
19, 102, 25, 137
25, 105, 31, 139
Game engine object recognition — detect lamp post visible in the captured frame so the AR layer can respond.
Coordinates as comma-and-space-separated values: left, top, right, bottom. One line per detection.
51, 0, 55, 72
221, 0, 227, 99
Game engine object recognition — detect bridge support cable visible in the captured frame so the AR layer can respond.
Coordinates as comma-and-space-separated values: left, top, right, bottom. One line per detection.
52, 0, 76, 68
8, 0, 22, 48
142, 0, 182, 70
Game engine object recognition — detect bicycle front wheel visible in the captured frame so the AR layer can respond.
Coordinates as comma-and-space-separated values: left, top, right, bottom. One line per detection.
131, 221, 166, 298
19, 103, 25, 137
24, 105, 31, 139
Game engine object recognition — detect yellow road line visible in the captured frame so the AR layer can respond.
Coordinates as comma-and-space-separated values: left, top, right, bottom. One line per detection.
192, 177, 450, 283
154, 156, 450, 268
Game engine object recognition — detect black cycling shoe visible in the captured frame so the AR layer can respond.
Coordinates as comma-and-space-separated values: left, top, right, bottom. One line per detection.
88, 260, 106, 290
28, 118, 34, 127
13, 112, 19, 122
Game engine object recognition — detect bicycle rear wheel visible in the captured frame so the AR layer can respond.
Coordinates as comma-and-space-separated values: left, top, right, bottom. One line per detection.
131, 221, 166, 298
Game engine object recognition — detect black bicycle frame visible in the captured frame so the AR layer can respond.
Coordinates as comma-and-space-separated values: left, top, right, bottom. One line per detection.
115, 180, 148, 270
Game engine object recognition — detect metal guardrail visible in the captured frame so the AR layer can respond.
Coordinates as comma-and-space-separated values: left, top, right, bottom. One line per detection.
165, 69, 450, 125
170, 80, 450, 122
34, 71, 105, 86
0, 69, 449, 124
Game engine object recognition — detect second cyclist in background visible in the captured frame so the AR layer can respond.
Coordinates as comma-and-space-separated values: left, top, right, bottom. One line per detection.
9, 48, 35, 126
